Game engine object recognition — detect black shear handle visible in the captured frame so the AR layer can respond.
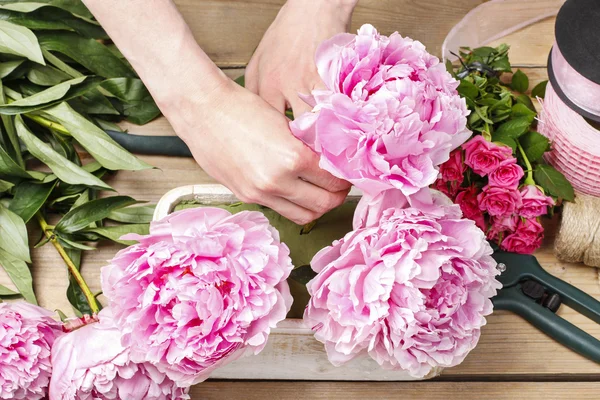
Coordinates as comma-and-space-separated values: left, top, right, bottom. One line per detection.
494, 286, 600, 363
106, 130, 192, 157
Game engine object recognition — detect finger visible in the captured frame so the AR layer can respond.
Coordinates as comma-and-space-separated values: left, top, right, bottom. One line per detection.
259, 87, 287, 113
298, 149, 352, 192
280, 178, 348, 216
260, 194, 318, 225
288, 94, 313, 117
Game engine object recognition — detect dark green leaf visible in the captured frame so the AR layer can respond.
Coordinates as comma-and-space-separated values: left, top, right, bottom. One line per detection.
27, 64, 70, 85
0, 0, 94, 19
531, 80, 548, 99
515, 94, 536, 113
519, 131, 550, 162
8, 181, 55, 222
0, 20, 44, 64
100, 78, 160, 124
0, 283, 17, 296
41, 47, 80, 77
43, 102, 152, 171
71, 88, 119, 115
107, 204, 155, 223
234, 75, 245, 87
445, 59, 455, 76
0, 246, 35, 303
534, 164, 575, 201
493, 116, 532, 142
0, 203, 30, 262
57, 236, 96, 250
0, 178, 13, 192
0, 76, 102, 114
457, 79, 478, 100
0, 145, 34, 178
510, 69, 529, 93
63, 247, 96, 316
55, 195, 140, 234
511, 103, 536, 123
0, 80, 22, 164
15, 116, 113, 189
289, 265, 317, 285
85, 223, 149, 245
0, 7, 106, 38
38, 32, 135, 78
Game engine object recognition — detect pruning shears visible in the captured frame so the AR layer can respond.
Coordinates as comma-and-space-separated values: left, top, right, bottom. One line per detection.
492, 250, 600, 363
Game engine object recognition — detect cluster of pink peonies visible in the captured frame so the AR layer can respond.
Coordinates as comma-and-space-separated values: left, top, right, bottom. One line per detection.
434, 135, 555, 254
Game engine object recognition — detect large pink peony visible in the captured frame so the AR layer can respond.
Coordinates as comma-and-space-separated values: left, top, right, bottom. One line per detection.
101, 207, 293, 386
304, 201, 501, 378
0, 301, 62, 399
49, 309, 189, 400
290, 24, 470, 197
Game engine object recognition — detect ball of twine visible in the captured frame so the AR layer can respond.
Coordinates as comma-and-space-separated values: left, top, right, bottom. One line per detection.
555, 192, 600, 267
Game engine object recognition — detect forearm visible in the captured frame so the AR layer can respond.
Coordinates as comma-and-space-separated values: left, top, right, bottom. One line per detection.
82, 0, 227, 114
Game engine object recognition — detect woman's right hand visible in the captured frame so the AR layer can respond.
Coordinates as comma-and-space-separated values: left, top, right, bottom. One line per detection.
164, 76, 351, 225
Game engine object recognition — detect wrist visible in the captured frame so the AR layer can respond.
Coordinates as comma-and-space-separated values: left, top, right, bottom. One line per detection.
286, 0, 357, 18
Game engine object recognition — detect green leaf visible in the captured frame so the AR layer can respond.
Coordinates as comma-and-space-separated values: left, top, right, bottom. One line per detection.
0, 203, 30, 262
510, 69, 529, 93
0, 178, 14, 192
107, 204, 155, 223
62, 246, 95, 315
511, 103, 536, 123
85, 223, 149, 245
493, 116, 532, 142
534, 164, 575, 201
100, 78, 160, 124
43, 102, 152, 171
41, 47, 81, 78
38, 32, 135, 78
0, 76, 102, 114
57, 236, 96, 250
234, 74, 245, 87
0, 20, 44, 64
8, 181, 55, 222
27, 64, 70, 86
14, 116, 112, 189
0, 81, 22, 165
457, 79, 479, 100
55, 196, 140, 234
0, 60, 23, 79
0, 283, 17, 296
0, 246, 35, 303
0, 145, 33, 178
289, 265, 317, 285
71, 88, 119, 115
0, 0, 94, 18
515, 94, 536, 113
519, 131, 550, 162
531, 80, 548, 99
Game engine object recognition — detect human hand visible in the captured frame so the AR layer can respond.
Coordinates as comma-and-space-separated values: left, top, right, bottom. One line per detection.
166, 78, 351, 225
246, 0, 358, 117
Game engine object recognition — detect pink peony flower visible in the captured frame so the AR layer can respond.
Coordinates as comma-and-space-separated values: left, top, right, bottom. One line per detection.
0, 301, 62, 400
462, 136, 513, 176
455, 185, 486, 231
501, 218, 544, 254
101, 207, 293, 386
49, 309, 189, 400
518, 185, 555, 218
487, 214, 519, 242
440, 149, 466, 183
477, 185, 522, 217
290, 24, 471, 197
487, 158, 524, 188
304, 202, 501, 378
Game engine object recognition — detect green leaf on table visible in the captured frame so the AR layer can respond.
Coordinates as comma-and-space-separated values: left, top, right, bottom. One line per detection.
492, 116, 532, 143
71, 88, 119, 115
107, 204, 155, 223
41, 47, 81, 78
15, 116, 113, 189
85, 223, 149, 245
55, 195, 140, 234
0, 178, 14, 192
9, 180, 55, 222
0, 145, 34, 178
26, 64, 70, 86
289, 265, 317, 285
0, 76, 102, 114
57, 235, 96, 251
0, 247, 35, 303
531, 80, 548, 99
234, 75, 245, 87
457, 79, 479, 100
515, 94, 536, 113
534, 164, 575, 201
0, 20, 44, 64
511, 103, 536, 123
38, 32, 135, 78
510, 69, 529, 93
519, 131, 550, 163
0, 60, 24, 79
43, 102, 152, 171
100, 78, 160, 124
0, 283, 17, 296
0, 203, 30, 262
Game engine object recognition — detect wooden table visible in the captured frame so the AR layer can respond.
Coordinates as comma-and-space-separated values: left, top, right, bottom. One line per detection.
2, 1, 599, 398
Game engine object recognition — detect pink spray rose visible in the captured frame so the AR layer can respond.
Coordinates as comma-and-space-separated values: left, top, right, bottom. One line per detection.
0, 301, 62, 400
501, 218, 544, 254
477, 185, 522, 217
304, 203, 501, 378
487, 158, 524, 188
101, 207, 293, 386
455, 185, 486, 230
49, 309, 189, 400
290, 24, 471, 197
440, 149, 466, 183
432, 179, 458, 199
462, 136, 513, 176
487, 214, 519, 241
518, 185, 555, 218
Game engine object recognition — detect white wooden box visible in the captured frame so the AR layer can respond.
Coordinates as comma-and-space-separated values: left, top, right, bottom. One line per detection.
154, 184, 441, 381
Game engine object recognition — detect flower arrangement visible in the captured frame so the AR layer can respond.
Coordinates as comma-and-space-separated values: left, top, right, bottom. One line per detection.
433, 45, 574, 254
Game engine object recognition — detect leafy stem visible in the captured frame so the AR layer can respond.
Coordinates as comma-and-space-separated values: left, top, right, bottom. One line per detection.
25, 115, 70, 135
517, 142, 535, 186
35, 212, 100, 314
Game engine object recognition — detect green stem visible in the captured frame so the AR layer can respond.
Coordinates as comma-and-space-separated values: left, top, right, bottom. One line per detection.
517, 142, 536, 186
35, 212, 100, 314
25, 114, 70, 135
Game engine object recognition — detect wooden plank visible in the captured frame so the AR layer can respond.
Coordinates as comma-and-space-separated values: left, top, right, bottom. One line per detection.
174, 0, 486, 66
191, 381, 600, 400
